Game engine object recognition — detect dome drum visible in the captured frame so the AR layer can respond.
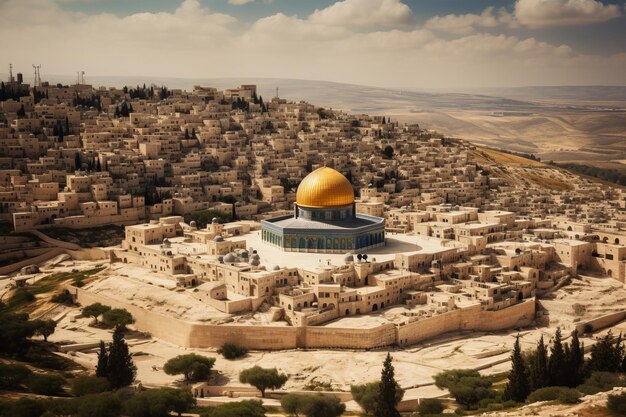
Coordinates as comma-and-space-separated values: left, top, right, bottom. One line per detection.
261, 167, 386, 254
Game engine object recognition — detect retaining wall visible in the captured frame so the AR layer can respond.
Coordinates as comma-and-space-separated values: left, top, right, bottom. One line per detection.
0, 247, 65, 275
72, 285, 537, 350
575, 310, 626, 334
397, 299, 536, 346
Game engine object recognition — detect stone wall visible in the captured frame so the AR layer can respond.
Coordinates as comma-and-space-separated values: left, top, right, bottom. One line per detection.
575, 310, 626, 335
72, 286, 536, 350
0, 247, 65, 275
397, 299, 536, 346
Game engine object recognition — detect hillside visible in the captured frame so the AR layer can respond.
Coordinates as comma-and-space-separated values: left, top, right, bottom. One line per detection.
469, 147, 576, 192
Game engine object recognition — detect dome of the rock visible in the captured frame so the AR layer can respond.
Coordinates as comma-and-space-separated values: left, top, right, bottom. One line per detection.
296, 167, 354, 208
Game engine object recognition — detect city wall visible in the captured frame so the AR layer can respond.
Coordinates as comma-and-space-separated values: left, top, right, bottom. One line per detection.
575, 310, 626, 335
72, 285, 537, 350
397, 299, 536, 346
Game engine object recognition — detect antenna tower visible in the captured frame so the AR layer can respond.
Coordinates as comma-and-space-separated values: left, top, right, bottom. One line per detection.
32, 64, 41, 87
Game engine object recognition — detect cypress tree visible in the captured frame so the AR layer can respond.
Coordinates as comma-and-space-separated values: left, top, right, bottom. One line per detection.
548, 328, 567, 386
75, 153, 82, 170
96, 340, 109, 378
565, 330, 585, 387
528, 335, 550, 391
374, 353, 401, 417
504, 336, 530, 402
107, 325, 136, 389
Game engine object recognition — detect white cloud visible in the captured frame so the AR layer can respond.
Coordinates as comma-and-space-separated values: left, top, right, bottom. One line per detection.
514, 0, 622, 28
0, 0, 625, 89
228, 0, 255, 5
424, 7, 505, 35
309, 0, 414, 28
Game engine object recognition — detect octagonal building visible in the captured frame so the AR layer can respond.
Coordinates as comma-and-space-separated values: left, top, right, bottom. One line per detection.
261, 167, 385, 253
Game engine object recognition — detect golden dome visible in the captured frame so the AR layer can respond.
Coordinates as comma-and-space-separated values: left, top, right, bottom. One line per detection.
296, 167, 354, 208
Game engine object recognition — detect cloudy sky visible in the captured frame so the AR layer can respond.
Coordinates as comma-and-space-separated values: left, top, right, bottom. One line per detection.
2, 0, 626, 88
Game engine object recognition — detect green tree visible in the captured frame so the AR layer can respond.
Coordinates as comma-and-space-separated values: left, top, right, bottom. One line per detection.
107, 325, 136, 389
166, 388, 196, 417
0, 309, 38, 356
101, 308, 133, 329
504, 336, 530, 402
548, 328, 567, 386
164, 353, 216, 383
527, 335, 550, 391
34, 319, 56, 342
239, 366, 288, 397
72, 375, 110, 396
588, 331, 624, 373
96, 340, 109, 379
374, 353, 402, 417
82, 303, 111, 324
383, 146, 394, 159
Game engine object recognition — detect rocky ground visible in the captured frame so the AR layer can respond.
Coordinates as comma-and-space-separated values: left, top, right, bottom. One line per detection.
477, 387, 624, 417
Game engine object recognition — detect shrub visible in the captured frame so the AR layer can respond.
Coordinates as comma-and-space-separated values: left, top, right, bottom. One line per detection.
51, 290, 74, 305
608, 393, 626, 416
417, 398, 444, 415
433, 371, 495, 409
578, 372, 625, 395
351, 380, 404, 415
0, 398, 45, 417
280, 393, 345, 417
218, 343, 248, 360
558, 388, 581, 404
123, 388, 195, 417
200, 400, 266, 417
71, 375, 110, 396
527, 387, 580, 404
0, 363, 32, 390
101, 309, 133, 329
26, 373, 66, 396
434, 370, 481, 389
75, 392, 122, 417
